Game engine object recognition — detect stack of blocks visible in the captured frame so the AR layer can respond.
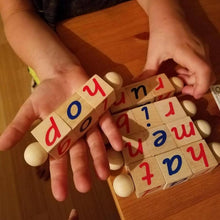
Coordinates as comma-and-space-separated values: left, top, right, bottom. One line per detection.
31, 75, 116, 159
110, 73, 218, 198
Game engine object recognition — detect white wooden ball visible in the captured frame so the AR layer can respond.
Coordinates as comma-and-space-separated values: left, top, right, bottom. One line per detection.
170, 76, 184, 93
103, 72, 123, 90
194, 120, 211, 138
181, 100, 197, 117
107, 148, 124, 171
24, 142, 48, 167
113, 174, 134, 197
209, 142, 220, 159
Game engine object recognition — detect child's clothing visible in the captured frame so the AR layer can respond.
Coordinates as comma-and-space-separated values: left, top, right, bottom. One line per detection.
32, 0, 130, 28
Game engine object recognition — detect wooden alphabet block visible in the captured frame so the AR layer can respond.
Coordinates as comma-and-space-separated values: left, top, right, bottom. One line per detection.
166, 116, 202, 147
145, 125, 177, 156
31, 112, 76, 158
122, 131, 149, 165
154, 97, 187, 124
131, 103, 163, 129
110, 87, 133, 113
124, 80, 154, 108
149, 73, 175, 101
55, 93, 97, 138
49, 130, 78, 159
180, 140, 218, 177
77, 74, 116, 116
112, 109, 145, 136
155, 148, 192, 189
128, 157, 165, 198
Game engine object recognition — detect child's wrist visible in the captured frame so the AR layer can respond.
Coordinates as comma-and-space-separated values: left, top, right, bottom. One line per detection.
148, 0, 186, 32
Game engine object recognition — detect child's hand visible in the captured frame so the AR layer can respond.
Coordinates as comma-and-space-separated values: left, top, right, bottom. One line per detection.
0, 67, 123, 201
137, 16, 216, 99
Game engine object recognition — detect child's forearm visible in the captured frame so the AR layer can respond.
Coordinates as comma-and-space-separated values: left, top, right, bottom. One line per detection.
0, 0, 81, 82
136, 0, 185, 30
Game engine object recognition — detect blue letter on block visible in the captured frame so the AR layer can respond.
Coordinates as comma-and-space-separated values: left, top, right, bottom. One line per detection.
153, 130, 167, 147
163, 155, 182, 175
67, 100, 81, 120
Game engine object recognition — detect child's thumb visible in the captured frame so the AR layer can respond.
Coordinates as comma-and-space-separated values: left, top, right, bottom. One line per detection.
133, 56, 160, 81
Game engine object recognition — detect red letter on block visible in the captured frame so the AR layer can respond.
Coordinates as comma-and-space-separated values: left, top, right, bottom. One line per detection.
45, 116, 61, 146
115, 113, 130, 134
58, 136, 72, 156
155, 77, 164, 91
171, 122, 195, 140
83, 78, 106, 97
125, 139, 143, 157
187, 142, 209, 167
165, 102, 175, 117
139, 162, 154, 185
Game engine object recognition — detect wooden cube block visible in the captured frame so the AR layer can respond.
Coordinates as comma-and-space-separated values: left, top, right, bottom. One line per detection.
49, 130, 78, 159
122, 131, 149, 165
166, 116, 202, 147
55, 93, 98, 138
112, 109, 145, 136
145, 125, 177, 156
131, 103, 163, 129
124, 79, 154, 108
77, 74, 116, 116
110, 87, 133, 113
31, 112, 75, 157
155, 148, 192, 189
181, 140, 218, 177
154, 97, 187, 123
149, 73, 175, 101
128, 157, 165, 198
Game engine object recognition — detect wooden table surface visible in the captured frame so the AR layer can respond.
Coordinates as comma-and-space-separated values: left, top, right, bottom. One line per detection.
57, 1, 220, 219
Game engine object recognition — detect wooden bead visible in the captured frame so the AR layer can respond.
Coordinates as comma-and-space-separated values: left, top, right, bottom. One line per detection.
24, 142, 48, 167
103, 72, 123, 90
181, 100, 197, 117
170, 76, 184, 93
113, 174, 134, 197
194, 120, 211, 138
107, 148, 124, 171
209, 142, 220, 162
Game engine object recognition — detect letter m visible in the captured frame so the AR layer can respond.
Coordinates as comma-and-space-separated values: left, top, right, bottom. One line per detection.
171, 121, 195, 140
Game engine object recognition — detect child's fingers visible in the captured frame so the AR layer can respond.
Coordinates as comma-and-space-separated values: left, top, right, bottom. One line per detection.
69, 138, 91, 193
0, 98, 38, 150
50, 154, 68, 201
99, 111, 123, 151
86, 126, 110, 180
173, 46, 214, 98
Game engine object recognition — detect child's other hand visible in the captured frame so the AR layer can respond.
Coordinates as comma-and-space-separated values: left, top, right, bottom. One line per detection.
138, 18, 216, 99
0, 66, 123, 201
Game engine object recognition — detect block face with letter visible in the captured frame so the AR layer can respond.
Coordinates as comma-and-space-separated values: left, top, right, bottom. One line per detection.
150, 73, 175, 101
112, 110, 145, 136
154, 97, 187, 123
155, 148, 192, 189
180, 140, 218, 177
124, 80, 154, 108
122, 131, 149, 165
31, 112, 73, 155
128, 157, 165, 198
110, 87, 133, 113
77, 74, 116, 116
166, 116, 202, 147
131, 103, 163, 129
55, 93, 97, 138
145, 125, 177, 156
49, 130, 77, 159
